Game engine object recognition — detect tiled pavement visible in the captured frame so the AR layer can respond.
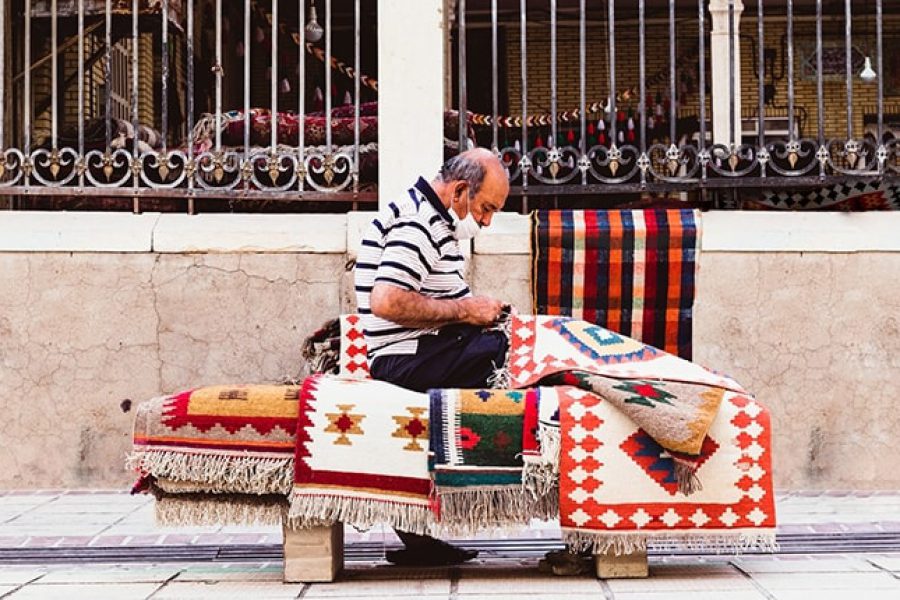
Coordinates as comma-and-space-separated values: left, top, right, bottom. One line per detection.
1, 490, 900, 598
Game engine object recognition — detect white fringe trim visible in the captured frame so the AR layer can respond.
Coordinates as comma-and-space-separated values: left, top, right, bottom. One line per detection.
126, 450, 294, 495
561, 529, 779, 556
287, 492, 436, 536
434, 486, 558, 535
154, 494, 287, 527
486, 314, 514, 389
522, 427, 561, 500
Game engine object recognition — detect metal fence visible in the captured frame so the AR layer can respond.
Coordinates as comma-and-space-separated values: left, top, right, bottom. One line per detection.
453, 0, 899, 198
0, 0, 375, 210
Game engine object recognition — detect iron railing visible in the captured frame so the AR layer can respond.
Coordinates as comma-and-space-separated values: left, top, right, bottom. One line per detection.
453, 0, 900, 199
0, 0, 376, 209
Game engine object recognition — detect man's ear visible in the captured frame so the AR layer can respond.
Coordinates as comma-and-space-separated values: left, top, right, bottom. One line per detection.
453, 182, 469, 202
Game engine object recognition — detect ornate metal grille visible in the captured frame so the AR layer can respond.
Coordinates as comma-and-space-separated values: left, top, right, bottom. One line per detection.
0, 0, 375, 209
452, 0, 899, 201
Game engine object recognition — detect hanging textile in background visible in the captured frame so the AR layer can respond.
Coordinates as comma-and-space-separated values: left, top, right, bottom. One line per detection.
746, 180, 900, 211
531, 209, 701, 360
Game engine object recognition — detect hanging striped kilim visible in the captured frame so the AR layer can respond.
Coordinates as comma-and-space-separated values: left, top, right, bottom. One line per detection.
531, 209, 701, 359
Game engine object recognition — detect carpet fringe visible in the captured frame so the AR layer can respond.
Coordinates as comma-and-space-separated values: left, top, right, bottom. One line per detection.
287, 492, 436, 536
522, 426, 561, 500
487, 316, 513, 389
153, 493, 287, 526
434, 485, 558, 535
126, 450, 294, 495
562, 529, 779, 555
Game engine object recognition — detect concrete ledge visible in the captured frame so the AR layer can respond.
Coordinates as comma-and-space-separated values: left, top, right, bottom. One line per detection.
702, 211, 900, 253
0, 211, 158, 252
152, 214, 347, 253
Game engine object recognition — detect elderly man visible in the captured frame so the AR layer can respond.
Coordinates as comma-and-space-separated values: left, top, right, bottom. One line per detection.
355, 148, 510, 565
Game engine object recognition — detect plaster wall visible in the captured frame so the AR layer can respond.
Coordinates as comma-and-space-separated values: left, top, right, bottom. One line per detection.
0, 211, 898, 491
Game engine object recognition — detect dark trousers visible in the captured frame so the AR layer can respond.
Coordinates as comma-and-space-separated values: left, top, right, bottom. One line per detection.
369, 324, 509, 393
370, 324, 508, 549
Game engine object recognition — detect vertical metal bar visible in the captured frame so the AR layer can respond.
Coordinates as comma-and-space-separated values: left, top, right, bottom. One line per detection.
325, 0, 332, 152
579, 0, 586, 179
786, 0, 794, 140
353, 0, 360, 193
816, 0, 824, 146
215, 0, 222, 151
161, 0, 169, 152
0, 0, 4, 148
669, 0, 676, 145
876, 0, 883, 145
728, 0, 735, 147
187, 0, 195, 203
24, 1, 31, 157
697, 0, 705, 154
491, 0, 498, 151
757, 0, 764, 149
51, 0, 58, 150
550, 0, 557, 148
520, 0, 528, 189
244, 0, 250, 174
458, 0, 466, 151
132, 0, 140, 156
640, 0, 647, 153
104, 0, 111, 150
271, 0, 278, 152
845, 0, 852, 141
78, 0, 85, 165
608, 0, 617, 145
298, 0, 305, 190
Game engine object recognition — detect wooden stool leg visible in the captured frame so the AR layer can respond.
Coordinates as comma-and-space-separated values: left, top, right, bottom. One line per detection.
282, 520, 344, 583
594, 547, 649, 579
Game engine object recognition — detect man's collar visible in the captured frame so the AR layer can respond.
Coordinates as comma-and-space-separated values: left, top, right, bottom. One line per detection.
414, 177, 454, 224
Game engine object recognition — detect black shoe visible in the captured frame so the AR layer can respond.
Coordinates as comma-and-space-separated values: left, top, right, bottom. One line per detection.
385, 543, 478, 566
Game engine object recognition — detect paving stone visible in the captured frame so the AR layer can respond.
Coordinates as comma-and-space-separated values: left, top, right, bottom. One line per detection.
612, 592, 767, 600
174, 563, 283, 582
454, 568, 602, 595
732, 555, 880, 573
38, 565, 182, 583
151, 581, 307, 599
768, 591, 900, 600
304, 575, 451, 597
7, 582, 161, 600
606, 572, 757, 593
0, 569, 46, 585
866, 554, 900, 571
748, 571, 900, 591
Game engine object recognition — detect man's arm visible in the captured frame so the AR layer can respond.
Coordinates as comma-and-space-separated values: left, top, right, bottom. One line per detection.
370, 283, 504, 329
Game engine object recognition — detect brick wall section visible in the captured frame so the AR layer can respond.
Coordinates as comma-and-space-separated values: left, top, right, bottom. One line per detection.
500, 15, 900, 143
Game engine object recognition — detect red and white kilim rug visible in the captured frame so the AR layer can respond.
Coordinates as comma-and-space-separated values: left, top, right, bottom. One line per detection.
290, 374, 435, 534
338, 314, 370, 379
558, 385, 776, 552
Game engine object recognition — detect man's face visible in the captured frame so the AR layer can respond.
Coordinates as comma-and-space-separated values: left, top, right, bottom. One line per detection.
466, 169, 509, 228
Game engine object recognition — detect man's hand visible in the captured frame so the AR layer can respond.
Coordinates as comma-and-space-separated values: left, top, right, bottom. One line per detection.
370, 284, 505, 329
457, 296, 505, 326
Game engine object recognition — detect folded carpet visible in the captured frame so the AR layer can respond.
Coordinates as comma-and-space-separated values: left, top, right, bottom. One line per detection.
557, 385, 776, 553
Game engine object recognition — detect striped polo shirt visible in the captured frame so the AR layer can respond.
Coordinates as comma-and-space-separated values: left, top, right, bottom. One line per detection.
355, 177, 469, 358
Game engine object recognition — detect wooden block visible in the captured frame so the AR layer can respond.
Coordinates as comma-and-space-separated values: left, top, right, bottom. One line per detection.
282, 521, 344, 583
594, 547, 649, 579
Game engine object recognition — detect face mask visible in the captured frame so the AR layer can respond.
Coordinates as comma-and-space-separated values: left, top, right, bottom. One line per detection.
453, 212, 482, 240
